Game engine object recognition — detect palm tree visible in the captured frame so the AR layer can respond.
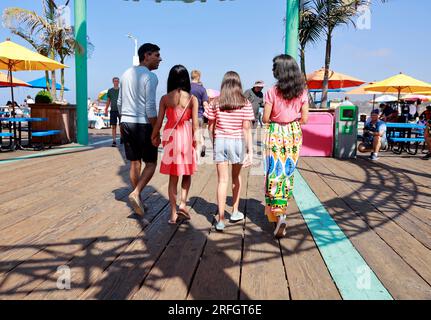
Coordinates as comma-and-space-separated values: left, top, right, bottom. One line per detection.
318, 0, 388, 108
299, 0, 324, 78
299, 0, 325, 108
315, 0, 369, 108
2, 0, 82, 102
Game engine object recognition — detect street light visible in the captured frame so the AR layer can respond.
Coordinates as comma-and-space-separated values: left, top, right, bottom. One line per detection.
127, 33, 139, 66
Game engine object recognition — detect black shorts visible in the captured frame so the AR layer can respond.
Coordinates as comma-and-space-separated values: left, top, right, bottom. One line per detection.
120, 122, 158, 163
110, 111, 121, 126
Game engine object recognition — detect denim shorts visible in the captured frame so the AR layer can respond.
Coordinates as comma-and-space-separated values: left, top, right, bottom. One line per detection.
214, 138, 245, 164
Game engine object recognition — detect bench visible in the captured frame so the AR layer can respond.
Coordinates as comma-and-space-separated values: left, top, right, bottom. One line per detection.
0, 132, 14, 151
0, 132, 13, 138
31, 130, 61, 150
386, 123, 426, 155
390, 137, 425, 143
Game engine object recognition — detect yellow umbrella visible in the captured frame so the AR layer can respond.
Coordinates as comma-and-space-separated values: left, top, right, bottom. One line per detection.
345, 82, 378, 95
346, 82, 380, 108
0, 39, 67, 116
363, 73, 431, 101
0, 71, 29, 87
413, 91, 431, 96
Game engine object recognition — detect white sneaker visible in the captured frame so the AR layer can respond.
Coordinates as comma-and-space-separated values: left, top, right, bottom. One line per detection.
230, 211, 245, 222
274, 215, 287, 239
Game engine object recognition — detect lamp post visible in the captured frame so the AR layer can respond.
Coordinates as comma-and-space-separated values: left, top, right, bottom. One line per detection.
127, 34, 140, 66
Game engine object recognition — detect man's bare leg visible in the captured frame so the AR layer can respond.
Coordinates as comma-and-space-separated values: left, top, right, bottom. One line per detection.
358, 143, 372, 153
132, 162, 157, 195
373, 136, 382, 155
129, 162, 156, 217
130, 160, 142, 189
112, 125, 117, 145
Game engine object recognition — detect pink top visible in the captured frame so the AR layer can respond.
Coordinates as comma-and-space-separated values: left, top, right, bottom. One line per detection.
204, 102, 255, 139
265, 86, 308, 123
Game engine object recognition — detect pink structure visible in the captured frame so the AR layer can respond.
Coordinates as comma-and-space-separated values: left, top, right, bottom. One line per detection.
300, 111, 334, 157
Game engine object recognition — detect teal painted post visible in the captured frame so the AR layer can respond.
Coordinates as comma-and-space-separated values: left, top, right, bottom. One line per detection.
285, 0, 299, 60
74, 0, 88, 145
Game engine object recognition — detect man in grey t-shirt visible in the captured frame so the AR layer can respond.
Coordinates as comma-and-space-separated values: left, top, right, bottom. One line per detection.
105, 77, 120, 147
117, 43, 162, 222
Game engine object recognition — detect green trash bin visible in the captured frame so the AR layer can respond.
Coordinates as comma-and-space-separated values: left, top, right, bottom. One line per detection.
334, 105, 358, 159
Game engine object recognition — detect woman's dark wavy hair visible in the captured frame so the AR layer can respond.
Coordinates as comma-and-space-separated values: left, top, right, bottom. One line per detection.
272, 54, 306, 100
167, 65, 191, 94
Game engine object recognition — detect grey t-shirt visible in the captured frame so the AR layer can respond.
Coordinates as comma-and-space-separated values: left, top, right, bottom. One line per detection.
244, 88, 264, 118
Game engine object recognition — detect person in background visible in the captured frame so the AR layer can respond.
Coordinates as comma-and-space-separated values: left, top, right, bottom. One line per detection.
420, 105, 431, 122
26, 95, 35, 104
358, 109, 387, 161
118, 43, 162, 222
409, 99, 421, 121
342, 96, 355, 106
190, 70, 209, 157
379, 103, 398, 122
422, 119, 431, 160
263, 54, 309, 238
105, 77, 121, 147
244, 81, 265, 128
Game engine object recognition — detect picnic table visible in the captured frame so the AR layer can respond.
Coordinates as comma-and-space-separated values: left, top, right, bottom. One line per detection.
0, 117, 49, 150
386, 122, 426, 155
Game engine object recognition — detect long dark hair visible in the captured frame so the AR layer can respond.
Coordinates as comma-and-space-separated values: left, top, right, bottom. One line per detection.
218, 71, 248, 111
167, 65, 191, 94
272, 54, 306, 100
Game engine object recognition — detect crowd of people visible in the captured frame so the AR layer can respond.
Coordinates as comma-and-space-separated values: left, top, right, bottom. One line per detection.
2, 96, 34, 117
105, 43, 309, 238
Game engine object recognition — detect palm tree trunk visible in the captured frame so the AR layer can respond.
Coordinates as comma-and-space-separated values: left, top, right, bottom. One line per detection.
50, 50, 57, 101
45, 71, 51, 93
321, 31, 332, 109
300, 46, 316, 109
60, 57, 65, 103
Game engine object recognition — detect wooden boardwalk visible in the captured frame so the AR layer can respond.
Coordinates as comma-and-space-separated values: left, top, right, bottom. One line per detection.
0, 132, 430, 300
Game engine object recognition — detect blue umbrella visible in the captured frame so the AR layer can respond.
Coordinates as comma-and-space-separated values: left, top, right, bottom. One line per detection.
27, 77, 69, 91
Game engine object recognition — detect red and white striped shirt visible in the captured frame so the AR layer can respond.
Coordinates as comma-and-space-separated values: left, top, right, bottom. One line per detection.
204, 102, 255, 139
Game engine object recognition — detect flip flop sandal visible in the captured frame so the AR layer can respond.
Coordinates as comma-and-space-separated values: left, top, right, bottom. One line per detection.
177, 208, 191, 220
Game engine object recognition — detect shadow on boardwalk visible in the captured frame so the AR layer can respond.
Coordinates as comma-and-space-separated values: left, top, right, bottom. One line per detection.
0, 146, 426, 299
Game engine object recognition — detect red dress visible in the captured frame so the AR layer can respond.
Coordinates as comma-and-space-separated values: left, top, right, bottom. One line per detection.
160, 105, 197, 176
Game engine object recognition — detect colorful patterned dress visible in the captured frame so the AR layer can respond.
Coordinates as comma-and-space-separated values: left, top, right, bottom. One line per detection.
264, 87, 308, 222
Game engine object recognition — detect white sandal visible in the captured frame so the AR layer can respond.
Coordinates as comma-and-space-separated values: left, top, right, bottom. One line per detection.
274, 215, 287, 239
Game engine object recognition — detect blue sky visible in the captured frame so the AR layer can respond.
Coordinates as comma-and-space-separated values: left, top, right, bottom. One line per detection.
1, 0, 430, 104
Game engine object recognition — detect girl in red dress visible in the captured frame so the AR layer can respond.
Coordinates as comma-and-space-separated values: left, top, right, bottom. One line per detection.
151, 65, 199, 224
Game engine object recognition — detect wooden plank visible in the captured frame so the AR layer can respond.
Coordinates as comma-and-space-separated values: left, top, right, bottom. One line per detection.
332, 157, 431, 227
309, 157, 431, 287
313, 157, 431, 249
132, 168, 217, 300
239, 173, 290, 300
186, 167, 249, 300
0, 166, 169, 299
300, 158, 431, 299
78, 167, 213, 300
0, 152, 165, 274
293, 168, 392, 300
281, 198, 341, 300
0, 154, 122, 232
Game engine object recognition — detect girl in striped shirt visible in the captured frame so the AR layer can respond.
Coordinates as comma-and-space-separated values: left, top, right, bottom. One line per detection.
204, 71, 254, 231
